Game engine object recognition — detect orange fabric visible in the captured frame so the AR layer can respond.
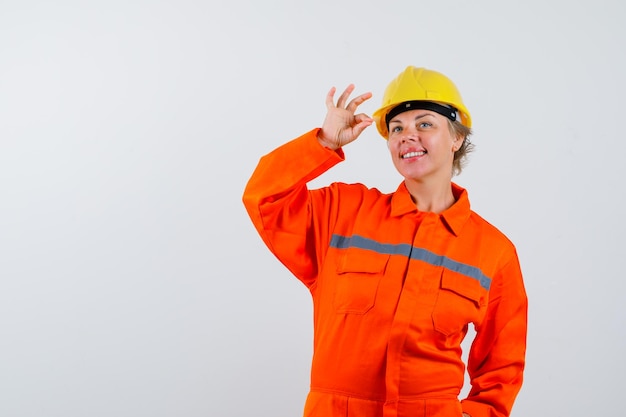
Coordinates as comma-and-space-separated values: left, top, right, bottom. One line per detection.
242, 129, 527, 417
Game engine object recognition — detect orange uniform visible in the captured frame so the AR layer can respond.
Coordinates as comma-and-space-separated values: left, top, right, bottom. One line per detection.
243, 129, 527, 417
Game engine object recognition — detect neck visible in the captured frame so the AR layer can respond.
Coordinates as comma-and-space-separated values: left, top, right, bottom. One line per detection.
405, 179, 455, 214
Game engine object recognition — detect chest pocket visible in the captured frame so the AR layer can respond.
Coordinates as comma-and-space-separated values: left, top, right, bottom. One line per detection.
432, 268, 487, 335
333, 249, 389, 314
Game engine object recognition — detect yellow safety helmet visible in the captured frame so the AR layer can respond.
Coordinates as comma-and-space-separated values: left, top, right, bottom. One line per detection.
373, 66, 472, 139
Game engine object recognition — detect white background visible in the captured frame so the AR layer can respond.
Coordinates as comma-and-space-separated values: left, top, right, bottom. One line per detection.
1, 1, 624, 416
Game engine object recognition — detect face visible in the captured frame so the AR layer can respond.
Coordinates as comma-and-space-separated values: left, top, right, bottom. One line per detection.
387, 109, 462, 183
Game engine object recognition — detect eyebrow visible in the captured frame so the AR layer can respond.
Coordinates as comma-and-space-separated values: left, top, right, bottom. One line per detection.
388, 113, 434, 124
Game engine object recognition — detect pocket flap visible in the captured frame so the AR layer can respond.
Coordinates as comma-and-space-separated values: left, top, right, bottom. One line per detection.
440, 269, 487, 306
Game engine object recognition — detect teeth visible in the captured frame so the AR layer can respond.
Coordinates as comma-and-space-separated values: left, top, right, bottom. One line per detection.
402, 151, 425, 159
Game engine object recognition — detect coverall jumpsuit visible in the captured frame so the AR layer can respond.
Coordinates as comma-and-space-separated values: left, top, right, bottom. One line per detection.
242, 129, 528, 417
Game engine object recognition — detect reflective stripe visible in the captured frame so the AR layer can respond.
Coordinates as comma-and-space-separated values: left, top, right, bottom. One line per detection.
330, 234, 491, 290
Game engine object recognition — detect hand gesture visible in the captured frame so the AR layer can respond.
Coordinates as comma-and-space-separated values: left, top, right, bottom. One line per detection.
317, 84, 373, 150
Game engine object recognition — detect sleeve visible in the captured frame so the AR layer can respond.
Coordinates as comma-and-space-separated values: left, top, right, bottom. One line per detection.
461, 250, 528, 417
241, 128, 344, 288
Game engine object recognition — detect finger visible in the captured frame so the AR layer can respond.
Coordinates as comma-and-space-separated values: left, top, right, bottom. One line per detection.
346, 91, 373, 113
336, 84, 355, 109
354, 113, 373, 125
325, 86, 337, 109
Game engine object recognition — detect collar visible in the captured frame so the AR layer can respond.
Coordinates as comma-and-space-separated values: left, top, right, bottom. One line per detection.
390, 182, 471, 236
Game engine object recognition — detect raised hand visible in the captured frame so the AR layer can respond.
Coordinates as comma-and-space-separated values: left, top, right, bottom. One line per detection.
317, 84, 373, 150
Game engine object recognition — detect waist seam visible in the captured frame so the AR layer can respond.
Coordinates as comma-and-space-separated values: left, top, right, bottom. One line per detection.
309, 387, 458, 402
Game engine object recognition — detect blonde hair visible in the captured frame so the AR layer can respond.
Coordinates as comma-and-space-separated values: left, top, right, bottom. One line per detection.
449, 120, 474, 176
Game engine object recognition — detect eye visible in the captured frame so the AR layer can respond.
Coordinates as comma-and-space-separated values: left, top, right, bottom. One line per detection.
418, 122, 432, 128
390, 125, 402, 133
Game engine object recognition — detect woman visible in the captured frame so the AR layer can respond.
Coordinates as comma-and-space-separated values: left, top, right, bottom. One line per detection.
242, 66, 527, 417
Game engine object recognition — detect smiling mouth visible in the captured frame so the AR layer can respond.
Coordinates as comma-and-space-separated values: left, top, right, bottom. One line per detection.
402, 151, 426, 159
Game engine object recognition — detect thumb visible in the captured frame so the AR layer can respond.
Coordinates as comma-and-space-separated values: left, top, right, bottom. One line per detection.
352, 118, 373, 138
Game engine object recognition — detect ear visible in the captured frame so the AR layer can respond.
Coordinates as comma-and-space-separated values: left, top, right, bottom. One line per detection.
452, 135, 464, 152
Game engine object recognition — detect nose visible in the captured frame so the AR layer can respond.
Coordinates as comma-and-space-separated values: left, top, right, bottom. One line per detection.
400, 126, 418, 142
